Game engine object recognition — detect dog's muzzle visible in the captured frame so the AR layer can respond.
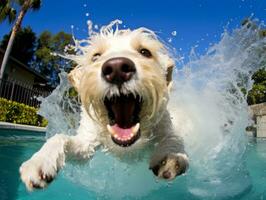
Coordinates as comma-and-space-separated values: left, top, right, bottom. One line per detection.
102, 57, 142, 147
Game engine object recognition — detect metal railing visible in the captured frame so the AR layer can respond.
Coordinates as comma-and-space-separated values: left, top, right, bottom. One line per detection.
0, 78, 51, 107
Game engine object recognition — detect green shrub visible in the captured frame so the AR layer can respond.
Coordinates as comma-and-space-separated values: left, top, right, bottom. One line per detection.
247, 83, 266, 105
247, 68, 266, 105
0, 98, 47, 127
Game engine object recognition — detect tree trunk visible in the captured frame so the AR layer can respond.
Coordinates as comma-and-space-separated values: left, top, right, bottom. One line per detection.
0, 0, 31, 80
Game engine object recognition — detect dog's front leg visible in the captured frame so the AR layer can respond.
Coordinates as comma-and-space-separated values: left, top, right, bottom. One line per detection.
19, 132, 98, 190
149, 111, 189, 180
19, 134, 69, 190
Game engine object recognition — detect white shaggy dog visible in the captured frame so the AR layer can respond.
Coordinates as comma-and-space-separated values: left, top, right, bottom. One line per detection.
19, 27, 189, 190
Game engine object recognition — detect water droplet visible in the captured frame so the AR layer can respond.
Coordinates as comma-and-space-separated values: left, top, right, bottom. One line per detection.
85, 13, 89, 17
87, 20, 93, 35
171, 31, 177, 36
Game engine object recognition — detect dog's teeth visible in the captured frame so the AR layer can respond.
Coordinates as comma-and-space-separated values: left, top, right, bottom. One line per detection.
130, 133, 134, 137
132, 123, 140, 134
107, 124, 115, 135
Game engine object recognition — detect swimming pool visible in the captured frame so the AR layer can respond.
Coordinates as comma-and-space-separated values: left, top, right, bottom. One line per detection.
0, 129, 265, 200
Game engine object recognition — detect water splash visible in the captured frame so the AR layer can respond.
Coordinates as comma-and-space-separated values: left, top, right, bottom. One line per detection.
169, 20, 266, 198
38, 72, 81, 138
39, 19, 266, 199
87, 20, 93, 36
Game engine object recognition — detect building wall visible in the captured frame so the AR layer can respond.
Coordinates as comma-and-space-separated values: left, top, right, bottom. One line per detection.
249, 103, 266, 138
256, 115, 266, 137
5, 62, 35, 85
0, 51, 38, 86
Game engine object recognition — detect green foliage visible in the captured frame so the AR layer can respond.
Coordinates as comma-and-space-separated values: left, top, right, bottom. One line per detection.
0, 27, 75, 85
0, 0, 41, 24
240, 19, 266, 105
241, 18, 266, 39
68, 87, 78, 98
0, 0, 17, 23
37, 30, 52, 47
30, 0, 41, 10
0, 26, 36, 64
33, 30, 75, 83
0, 98, 47, 127
251, 68, 266, 84
259, 29, 266, 38
247, 68, 266, 105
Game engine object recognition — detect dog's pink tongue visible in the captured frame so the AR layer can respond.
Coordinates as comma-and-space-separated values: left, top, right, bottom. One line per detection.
111, 124, 133, 139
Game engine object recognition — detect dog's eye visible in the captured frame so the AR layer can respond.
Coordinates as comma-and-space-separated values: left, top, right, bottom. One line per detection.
161, 160, 166, 165
139, 48, 152, 58
92, 53, 101, 62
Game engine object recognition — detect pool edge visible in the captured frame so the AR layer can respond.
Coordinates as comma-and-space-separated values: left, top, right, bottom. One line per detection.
0, 122, 46, 133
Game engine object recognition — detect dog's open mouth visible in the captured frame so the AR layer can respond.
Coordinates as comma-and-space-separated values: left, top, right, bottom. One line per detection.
104, 93, 142, 147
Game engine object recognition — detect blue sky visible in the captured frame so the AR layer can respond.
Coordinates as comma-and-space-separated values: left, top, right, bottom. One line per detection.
0, 0, 266, 57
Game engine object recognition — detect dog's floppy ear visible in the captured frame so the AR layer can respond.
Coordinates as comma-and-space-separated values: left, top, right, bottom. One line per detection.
165, 58, 175, 91
68, 67, 83, 91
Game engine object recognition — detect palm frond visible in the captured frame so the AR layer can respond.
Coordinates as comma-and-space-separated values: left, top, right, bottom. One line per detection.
30, 0, 41, 10
0, 0, 8, 8
7, 7, 16, 22
0, 3, 16, 23
0, 0, 19, 23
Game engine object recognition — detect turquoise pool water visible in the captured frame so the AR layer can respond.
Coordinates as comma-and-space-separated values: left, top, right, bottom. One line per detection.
0, 129, 266, 200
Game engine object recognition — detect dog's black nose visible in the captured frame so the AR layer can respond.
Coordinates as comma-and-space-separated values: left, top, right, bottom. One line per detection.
102, 57, 136, 85
162, 170, 172, 179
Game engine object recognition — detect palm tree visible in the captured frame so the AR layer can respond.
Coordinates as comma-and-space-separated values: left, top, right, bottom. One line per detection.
0, 0, 17, 23
0, 0, 41, 80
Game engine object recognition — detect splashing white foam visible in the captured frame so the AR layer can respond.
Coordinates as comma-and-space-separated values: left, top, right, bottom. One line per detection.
39, 19, 266, 199
169, 21, 266, 198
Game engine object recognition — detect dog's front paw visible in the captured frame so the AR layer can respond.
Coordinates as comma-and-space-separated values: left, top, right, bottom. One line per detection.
19, 155, 59, 191
149, 153, 189, 180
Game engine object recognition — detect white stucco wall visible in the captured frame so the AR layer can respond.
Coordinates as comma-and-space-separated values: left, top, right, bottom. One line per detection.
249, 103, 266, 138
256, 115, 266, 137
